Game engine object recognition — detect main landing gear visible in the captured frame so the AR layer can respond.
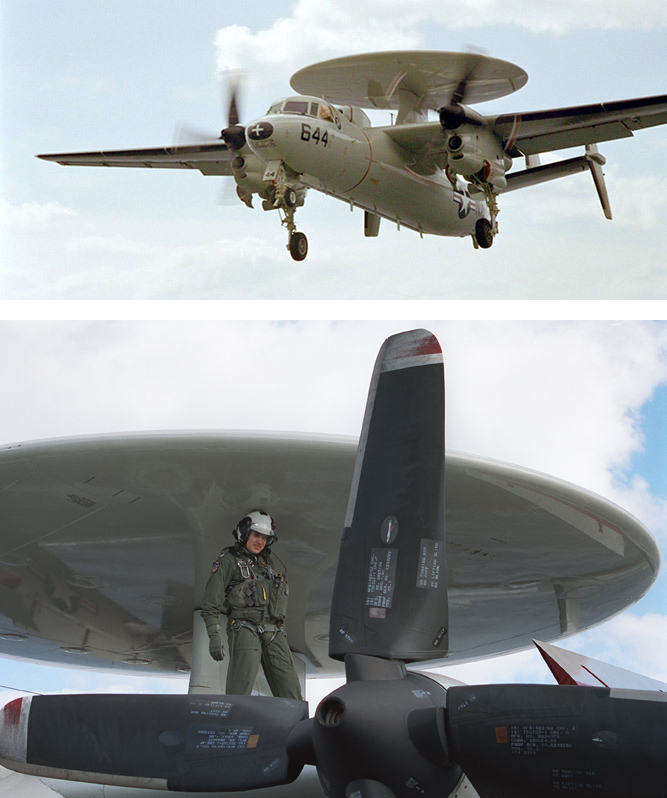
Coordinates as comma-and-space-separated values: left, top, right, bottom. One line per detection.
472, 182, 499, 249
474, 218, 494, 249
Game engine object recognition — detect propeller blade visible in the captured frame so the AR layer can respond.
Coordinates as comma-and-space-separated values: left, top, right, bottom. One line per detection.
329, 329, 448, 662
228, 80, 241, 128
0, 693, 307, 792
220, 72, 246, 150
172, 121, 222, 146
439, 51, 486, 129
446, 684, 667, 798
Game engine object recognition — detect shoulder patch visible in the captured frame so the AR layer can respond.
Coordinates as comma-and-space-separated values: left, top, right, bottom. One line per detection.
211, 561, 220, 573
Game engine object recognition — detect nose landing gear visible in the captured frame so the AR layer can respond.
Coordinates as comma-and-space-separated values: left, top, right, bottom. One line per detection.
262, 164, 309, 261
276, 182, 308, 262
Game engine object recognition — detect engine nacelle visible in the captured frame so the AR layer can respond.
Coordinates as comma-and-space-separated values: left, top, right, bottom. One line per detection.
230, 150, 275, 206
446, 127, 510, 190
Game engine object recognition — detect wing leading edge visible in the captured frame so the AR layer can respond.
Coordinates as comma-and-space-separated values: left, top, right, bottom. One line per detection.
37, 142, 234, 176
492, 93, 667, 156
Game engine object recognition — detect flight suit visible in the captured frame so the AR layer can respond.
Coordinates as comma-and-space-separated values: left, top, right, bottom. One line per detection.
201, 542, 302, 699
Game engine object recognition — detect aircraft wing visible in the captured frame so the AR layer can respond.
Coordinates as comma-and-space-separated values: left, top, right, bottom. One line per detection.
37, 142, 235, 176
491, 94, 667, 156
382, 93, 667, 164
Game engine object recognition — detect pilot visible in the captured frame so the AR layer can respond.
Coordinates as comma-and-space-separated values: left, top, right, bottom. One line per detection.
200, 511, 302, 699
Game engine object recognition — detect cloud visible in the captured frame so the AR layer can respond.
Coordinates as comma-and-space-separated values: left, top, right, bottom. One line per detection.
214, 0, 667, 82
214, 2, 419, 79
2, 320, 665, 513
568, 612, 667, 683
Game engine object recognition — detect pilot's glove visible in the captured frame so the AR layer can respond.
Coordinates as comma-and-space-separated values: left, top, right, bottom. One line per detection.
205, 620, 225, 661
209, 631, 225, 661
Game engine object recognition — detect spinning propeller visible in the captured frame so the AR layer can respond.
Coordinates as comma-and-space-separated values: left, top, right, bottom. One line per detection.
172, 74, 247, 150
1, 329, 666, 797
219, 74, 247, 151
438, 53, 486, 130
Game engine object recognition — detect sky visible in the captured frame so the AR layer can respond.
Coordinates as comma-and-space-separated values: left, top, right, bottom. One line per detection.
0, 320, 665, 708
2, 0, 667, 299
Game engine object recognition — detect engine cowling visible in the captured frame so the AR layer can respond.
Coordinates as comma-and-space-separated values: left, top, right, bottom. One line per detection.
445, 127, 510, 190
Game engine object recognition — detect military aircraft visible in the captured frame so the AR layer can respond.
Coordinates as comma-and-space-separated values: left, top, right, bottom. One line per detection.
37, 51, 667, 260
0, 328, 665, 797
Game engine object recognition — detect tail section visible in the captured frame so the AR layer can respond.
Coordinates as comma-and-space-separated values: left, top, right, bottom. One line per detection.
504, 143, 613, 219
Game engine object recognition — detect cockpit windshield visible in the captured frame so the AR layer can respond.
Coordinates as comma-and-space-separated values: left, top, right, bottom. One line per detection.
266, 98, 337, 122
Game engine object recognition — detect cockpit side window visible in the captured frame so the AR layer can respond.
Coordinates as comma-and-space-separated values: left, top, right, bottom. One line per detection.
319, 104, 334, 122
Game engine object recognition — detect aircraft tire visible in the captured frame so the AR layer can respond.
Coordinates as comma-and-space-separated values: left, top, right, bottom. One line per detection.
475, 218, 494, 249
284, 187, 298, 208
289, 231, 308, 261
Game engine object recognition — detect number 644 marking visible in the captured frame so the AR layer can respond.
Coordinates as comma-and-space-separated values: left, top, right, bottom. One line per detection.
301, 123, 330, 147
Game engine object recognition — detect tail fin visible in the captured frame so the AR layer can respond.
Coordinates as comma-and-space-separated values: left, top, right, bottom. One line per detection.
585, 143, 613, 220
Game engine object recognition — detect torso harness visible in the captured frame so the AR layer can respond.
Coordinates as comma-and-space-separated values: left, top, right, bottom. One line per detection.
222, 548, 289, 640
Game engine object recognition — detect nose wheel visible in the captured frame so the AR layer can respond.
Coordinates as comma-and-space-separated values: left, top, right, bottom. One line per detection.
281, 201, 308, 261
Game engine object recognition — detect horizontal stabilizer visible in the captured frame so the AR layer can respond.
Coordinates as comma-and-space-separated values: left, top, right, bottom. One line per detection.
0, 693, 307, 792
504, 154, 593, 191
535, 639, 667, 691
503, 145, 612, 218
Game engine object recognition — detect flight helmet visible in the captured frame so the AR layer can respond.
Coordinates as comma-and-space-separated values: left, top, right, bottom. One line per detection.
233, 511, 278, 547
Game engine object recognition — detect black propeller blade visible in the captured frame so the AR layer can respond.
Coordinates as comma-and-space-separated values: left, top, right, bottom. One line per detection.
446, 684, 667, 798
328, 328, 448, 662
219, 75, 246, 151
0, 693, 308, 792
438, 53, 486, 130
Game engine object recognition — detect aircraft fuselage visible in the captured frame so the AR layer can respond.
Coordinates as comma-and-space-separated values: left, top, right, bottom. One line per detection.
245, 99, 488, 237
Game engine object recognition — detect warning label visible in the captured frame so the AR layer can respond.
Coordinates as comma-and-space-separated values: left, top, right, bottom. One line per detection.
416, 539, 441, 589
191, 726, 254, 751
507, 725, 577, 756
366, 548, 397, 609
